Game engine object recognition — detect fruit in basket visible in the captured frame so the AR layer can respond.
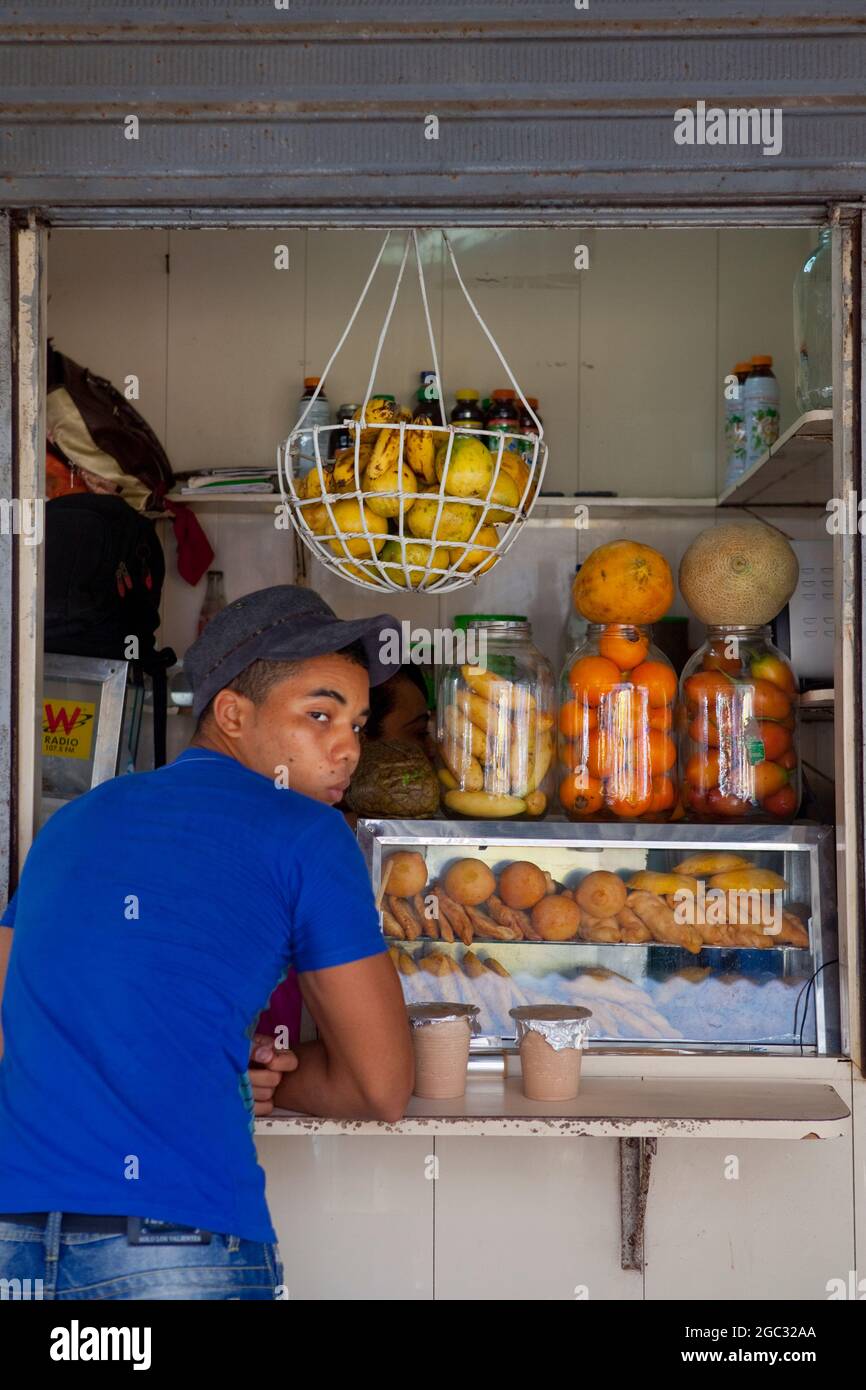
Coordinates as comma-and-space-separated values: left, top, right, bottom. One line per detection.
531, 894, 582, 942
353, 398, 397, 448
366, 426, 404, 481
598, 625, 649, 669
323, 498, 389, 558
501, 448, 538, 505
380, 539, 450, 588
443, 789, 527, 818
382, 850, 428, 898
498, 861, 548, 910
573, 540, 674, 625
482, 467, 521, 524
407, 497, 478, 543
678, 520, 799, 625
575, 870, 628, 919
362, 461, 419, 519
444, 858, 497, 906
450, 525, 499, 575
405, 416, 436, 483
332, 445, 372, 492
435, 435, 494, 497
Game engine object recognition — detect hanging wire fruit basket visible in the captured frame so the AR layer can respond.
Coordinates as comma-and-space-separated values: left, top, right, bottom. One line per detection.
277, 230, 549, 593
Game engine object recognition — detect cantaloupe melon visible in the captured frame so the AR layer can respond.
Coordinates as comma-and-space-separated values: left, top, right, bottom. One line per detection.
679, 520, 798, 626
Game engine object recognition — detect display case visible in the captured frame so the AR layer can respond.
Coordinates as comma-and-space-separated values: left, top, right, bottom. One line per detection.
358, 820, 841, 1056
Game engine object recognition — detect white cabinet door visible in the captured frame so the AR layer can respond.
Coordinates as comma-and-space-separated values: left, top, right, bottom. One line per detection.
644, 1136, 854, 1300
257, 1135, 434, 1300
434, 1136, 642, 1301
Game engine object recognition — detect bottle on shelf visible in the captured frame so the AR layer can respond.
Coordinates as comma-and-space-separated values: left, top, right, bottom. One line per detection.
295, 377, 332, 479
197, 570, 227, 637
722, 361, 752, 490
743, 356, 780, 470
450, 389, 486, 432
793, 228, 833, 414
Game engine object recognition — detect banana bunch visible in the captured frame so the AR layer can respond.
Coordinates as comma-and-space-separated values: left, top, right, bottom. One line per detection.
404, 413, 436, 484
366, 424, 404, 481
332, 443, 372, 492
352, 397, 396, 448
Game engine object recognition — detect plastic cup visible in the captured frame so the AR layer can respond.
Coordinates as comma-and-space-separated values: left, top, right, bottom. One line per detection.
407, 1003, 479, 1099
509, 1005, 592, 1101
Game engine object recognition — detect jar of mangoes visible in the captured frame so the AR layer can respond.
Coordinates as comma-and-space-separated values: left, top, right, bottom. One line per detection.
436, 617, 555, 819
558, 623, 679, 820
679, 625, 800, 820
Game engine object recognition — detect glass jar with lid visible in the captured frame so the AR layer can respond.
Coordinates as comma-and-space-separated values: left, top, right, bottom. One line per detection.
680, 626, 800, 820
436, 616, 555, 820
558, 623, 679, 821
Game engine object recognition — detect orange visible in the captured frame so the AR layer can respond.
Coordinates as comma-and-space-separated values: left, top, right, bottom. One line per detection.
605, 784, 654, 818
648, 705, 673, 732
573, 540, 674, 625
647, 729, 677, 775
757, 720, 792, 761
558, 700, 597, 739
586, 728, 615, 780
685, 750, 720, 792
649, 776, 676, 813
753, 760, 788, 802
598, 625, 649, 670
559, 770, 603, 816
567, 655, 622, 707
631, 660, 677, 708
751, 679, 791, 721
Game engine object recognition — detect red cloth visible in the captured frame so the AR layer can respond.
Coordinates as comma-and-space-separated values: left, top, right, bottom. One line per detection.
255, 968, 304, 1049
162, 498, 215, 586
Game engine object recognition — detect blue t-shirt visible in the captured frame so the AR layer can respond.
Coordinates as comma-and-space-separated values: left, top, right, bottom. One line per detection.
0, 746, 386, 1242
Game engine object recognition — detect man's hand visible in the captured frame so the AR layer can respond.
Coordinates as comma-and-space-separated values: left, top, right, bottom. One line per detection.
249, 1033, 299, 1116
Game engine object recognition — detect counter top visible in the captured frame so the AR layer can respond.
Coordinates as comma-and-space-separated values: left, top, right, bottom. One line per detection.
256, 1074, 850, 1140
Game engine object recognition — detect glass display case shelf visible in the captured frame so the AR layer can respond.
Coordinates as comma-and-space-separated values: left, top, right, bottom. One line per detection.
358, 820, 840, 1056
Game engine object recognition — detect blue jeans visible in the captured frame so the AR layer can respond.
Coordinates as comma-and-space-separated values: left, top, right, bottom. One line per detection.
0, 1214, 284, 1300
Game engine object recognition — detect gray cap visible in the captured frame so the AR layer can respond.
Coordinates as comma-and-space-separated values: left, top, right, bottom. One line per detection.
184, 584, 401, 718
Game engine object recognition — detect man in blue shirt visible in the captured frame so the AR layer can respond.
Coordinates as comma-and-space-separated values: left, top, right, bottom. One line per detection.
0, 585, 414, 1300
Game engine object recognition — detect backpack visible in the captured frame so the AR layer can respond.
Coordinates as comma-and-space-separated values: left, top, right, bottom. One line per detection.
46, 341, 174, 510
44, 494, 177, 767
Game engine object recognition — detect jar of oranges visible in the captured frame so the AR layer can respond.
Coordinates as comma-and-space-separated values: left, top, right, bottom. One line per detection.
558, 623, 678, 820
436, 617, 556, 820
680, 626, 800, 820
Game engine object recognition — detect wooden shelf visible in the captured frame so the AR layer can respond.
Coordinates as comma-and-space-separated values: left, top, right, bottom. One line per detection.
718, 409, 833, 508
257, 1073, 850, 1140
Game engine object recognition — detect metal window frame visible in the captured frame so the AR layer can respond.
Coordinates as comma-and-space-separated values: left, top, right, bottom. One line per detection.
0, 200, 862, 1071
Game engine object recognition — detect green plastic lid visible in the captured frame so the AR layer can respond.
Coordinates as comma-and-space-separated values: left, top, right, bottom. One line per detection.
375, 393, 396, 402
454, 613, 527, 631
